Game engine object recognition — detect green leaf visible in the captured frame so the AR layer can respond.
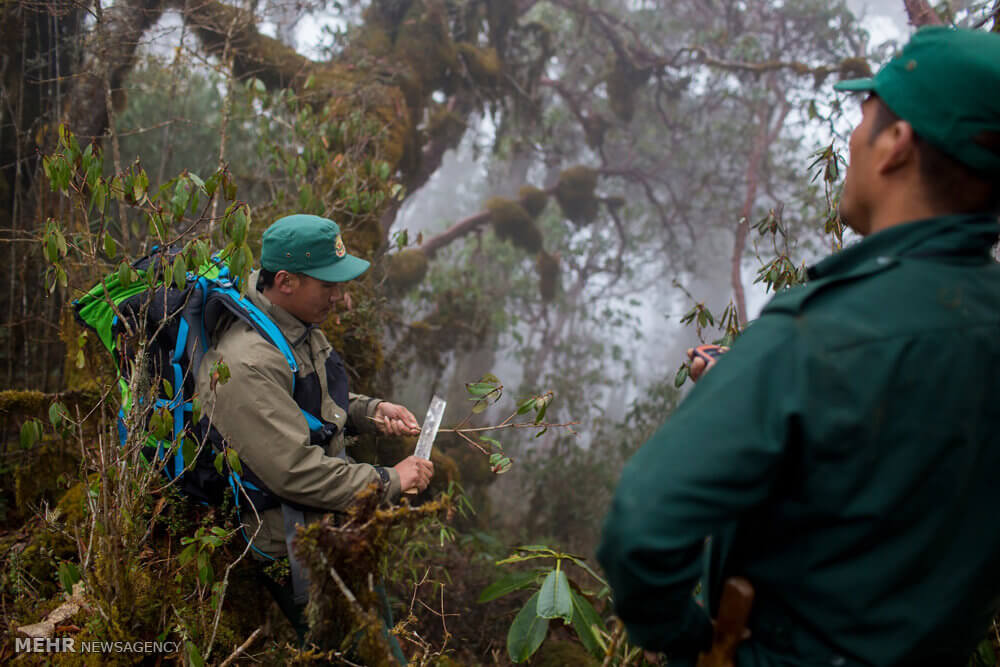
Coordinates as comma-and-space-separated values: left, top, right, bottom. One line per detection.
197, 550, 213, 585
570, 588, 606, 657
478, 569, 541, 603
465, 382, 496, 397
674, 364, 689, 388
214, 451, 225, 475
516, 545, 556, 553
19, 420, 41, 449
211, 360, 231, 386
188, 172, 205, 192
162, 378, 174, 400
536, 569, 573, 622
181, 438, 196, 471
489, 453, 513, 474
471, 399, 489, 414
58, 561, 81, 595
103, 232, 116, 259
226, 448, 243, 476
304, 74, 316, 90
48, 402, 67, 428
185, 641, 205, 667
191, 397, 202, 425
976, 639, 997, 666
179, 543, 198, 567
534, 400, 548, 425
507, 592, 549, 663
516, 398, 535, 415
481, 436, 502, 451
117, 261, 132, 288
172, 256, 187, 290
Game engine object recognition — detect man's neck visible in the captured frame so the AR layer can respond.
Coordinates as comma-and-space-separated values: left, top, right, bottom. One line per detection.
863, 186, 946, 237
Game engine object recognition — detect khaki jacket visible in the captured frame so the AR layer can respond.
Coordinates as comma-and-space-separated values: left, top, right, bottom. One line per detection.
195, 271, 400, 558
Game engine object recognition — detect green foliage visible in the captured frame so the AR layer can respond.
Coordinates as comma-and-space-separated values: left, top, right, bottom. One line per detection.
483, 545, 611, 663
507, 591, 549, 662
179, 526, 231, 588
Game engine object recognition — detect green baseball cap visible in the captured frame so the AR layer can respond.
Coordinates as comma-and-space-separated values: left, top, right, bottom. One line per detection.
834, 26, 1000, 174
261, 214, 370, 283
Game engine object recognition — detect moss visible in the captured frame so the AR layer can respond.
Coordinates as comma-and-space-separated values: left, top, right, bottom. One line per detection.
536, 251, 559, 303
486, 196, 543, 253
838, 56, 873, 79
324, 277, 385, 398
427, 108, 467, 138
457, 43, 502, 88
294, 486, 453, 664
393, 0, 458, 97
14, 438, 80, 519
0, 389, 48, 414
529, 639, 599, 666
517, 185, 549, 218
554, 166, 600, 225
606, 57, 651, 122
385, 248, 430, 293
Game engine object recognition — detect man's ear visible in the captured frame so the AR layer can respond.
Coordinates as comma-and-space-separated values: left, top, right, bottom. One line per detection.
876, 120, 918, 175
273, 270, 300, 294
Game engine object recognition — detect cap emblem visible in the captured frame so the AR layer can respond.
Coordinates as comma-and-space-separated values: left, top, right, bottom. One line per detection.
335, 235, 346, 258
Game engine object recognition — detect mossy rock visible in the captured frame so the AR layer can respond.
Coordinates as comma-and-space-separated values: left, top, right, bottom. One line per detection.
385, 248, 430, 293
457, 43, 502, 88
529, 639, 600, 666
554, 166, 600, 225
536, 251, 559, 303
486, 197, 543, 253
518, 185, 549, 218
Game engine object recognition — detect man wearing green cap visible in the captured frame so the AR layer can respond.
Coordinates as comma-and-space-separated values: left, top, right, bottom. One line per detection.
196, 213, 433, 653
598, 27, 1000, 666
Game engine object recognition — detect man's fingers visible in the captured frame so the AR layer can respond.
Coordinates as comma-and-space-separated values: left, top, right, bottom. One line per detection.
690, 357, 707, 380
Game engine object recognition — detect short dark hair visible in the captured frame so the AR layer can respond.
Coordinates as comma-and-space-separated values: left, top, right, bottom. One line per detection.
257, 268, 277, 291
868, 95, 1000, 215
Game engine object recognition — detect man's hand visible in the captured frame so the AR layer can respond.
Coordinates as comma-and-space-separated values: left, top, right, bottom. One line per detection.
687, 345, 729, 382
394, 456, 435, 493
374, 402, 421, 436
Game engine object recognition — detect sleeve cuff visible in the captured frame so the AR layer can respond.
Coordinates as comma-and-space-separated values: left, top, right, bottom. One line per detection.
375, 465, 401, 502
347, 394, 384, 434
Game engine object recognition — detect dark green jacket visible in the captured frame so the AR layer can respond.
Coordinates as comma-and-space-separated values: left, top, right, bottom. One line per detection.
598, 214, 1000, 666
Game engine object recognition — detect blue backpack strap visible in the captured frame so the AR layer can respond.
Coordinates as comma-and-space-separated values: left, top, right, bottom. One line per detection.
202, 283, 299, 375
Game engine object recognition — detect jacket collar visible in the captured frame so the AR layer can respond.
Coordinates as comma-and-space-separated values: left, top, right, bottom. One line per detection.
246, 270, 315, 347
808, 213, 999, 281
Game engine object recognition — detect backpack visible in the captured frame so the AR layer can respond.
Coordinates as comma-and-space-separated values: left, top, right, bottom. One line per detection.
73, 249, 335, 529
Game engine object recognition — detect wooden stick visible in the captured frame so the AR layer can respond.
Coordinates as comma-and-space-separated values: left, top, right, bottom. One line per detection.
219, 627, 262, 667
696, 577, 754, 667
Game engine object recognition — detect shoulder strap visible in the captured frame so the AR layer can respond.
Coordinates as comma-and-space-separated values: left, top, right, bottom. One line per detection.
201, 280, 299, 375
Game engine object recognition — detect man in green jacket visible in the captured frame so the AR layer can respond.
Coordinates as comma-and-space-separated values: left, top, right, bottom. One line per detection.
196, 214, 434, 651
598, 27, 1000, 666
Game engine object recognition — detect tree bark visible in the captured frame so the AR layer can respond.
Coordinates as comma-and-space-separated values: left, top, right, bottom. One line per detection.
62, 0, 167, 147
